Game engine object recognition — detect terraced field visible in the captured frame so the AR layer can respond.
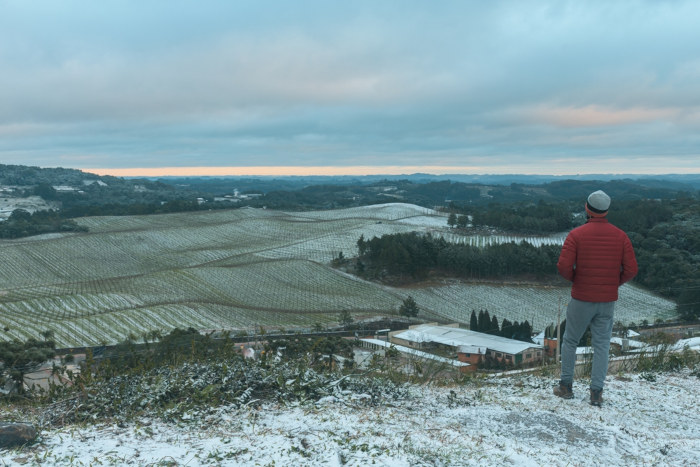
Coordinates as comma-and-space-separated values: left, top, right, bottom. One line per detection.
0, 204, 675, 347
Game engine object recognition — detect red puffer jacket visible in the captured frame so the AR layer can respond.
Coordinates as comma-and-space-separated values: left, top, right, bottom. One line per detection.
557, 217, 638, 302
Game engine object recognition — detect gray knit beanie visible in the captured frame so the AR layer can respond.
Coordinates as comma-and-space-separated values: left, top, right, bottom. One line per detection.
586, 190, 611, 215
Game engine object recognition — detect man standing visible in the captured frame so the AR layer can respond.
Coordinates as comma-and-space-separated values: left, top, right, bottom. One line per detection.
554, 190, 638, 406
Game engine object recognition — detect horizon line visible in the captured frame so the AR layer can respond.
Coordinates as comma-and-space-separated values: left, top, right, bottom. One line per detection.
79, 165, 699, 178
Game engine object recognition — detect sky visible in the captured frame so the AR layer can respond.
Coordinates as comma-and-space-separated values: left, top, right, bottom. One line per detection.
2, 0, 700, 177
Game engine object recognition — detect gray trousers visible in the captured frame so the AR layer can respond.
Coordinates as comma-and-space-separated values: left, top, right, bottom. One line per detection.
560, 298, 615, 391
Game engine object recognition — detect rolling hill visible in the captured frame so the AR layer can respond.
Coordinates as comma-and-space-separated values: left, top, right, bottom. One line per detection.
0, 203, 675, 347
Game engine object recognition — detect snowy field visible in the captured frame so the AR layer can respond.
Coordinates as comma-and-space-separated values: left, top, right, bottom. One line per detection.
0, 203, 675, 347
3, 370, 698, 466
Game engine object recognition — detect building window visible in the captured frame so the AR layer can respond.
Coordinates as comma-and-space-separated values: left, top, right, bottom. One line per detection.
496, 352, 502, 358
526, 353, 532, 359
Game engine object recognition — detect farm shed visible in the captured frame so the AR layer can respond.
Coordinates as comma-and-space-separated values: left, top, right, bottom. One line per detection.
358, 338, 471, 373
609, 337, 647, 352
390, 324, 543, 367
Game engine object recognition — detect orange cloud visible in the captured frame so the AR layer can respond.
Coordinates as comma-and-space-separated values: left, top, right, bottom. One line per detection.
529, 105, 677, 127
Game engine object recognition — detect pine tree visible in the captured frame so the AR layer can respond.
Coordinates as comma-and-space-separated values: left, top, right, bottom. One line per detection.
483, 310, 492, 333
399, 296, 419, 317
489, 315, 500, 335
501, 318, 513, 338
521, 320, 533, 342
447, 213, 457, 228
512, 320, 521, 339
357, 234, 367, 256
470, 310, 478, 331
457, 215, 468, 229
340, 310, 354, 326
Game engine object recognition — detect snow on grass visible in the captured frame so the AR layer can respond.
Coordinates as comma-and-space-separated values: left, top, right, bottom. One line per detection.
397, 214, 450, 228
4, 371, 698, 466
408, 282, 675, 331
437, 231, 568, 247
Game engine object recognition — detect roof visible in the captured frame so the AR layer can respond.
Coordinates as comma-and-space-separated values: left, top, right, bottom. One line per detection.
627, 337, 700, 354
393, 324, 541, 355
672, 337, 700, 351
610, 337, 647, 349
360, 338, 470, 368
532, 331, 546, 345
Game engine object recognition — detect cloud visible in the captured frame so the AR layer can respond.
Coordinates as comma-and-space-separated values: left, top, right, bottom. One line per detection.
1, 1, 700, 173
523, 105, 679, 128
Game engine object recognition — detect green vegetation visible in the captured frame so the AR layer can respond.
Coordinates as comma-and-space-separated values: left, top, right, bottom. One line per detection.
0, 331, 56, 394
30, 330, 409, 426
610, 198, 700, 320
0, 209, 87, 239
399, 296, 419, 317
468, 310, 533, 342
356, 231, 561, 281
468, 200, 574, 233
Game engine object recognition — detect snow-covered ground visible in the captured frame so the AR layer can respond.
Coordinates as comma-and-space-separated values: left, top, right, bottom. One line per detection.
3, 370, 698, 466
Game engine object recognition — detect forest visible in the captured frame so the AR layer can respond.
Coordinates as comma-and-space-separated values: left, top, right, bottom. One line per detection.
355, 231, 561, 282
0, 209, 87, 238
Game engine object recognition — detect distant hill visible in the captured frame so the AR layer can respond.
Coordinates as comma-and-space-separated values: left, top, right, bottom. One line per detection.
154, 172, 700, 192
1, 163, 697, 214
0, 164, 111, 186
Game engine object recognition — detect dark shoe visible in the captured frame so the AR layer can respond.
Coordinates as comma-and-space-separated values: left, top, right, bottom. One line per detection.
590, 388, 603, 406
553, 381, 573, 399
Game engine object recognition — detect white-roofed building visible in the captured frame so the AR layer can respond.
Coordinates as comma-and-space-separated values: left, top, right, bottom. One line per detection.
609, 337, 647, 352
358, 338, 471, 373
390, 323, 543, 369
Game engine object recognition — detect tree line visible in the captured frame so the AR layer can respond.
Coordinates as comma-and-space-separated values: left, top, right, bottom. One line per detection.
457, 200, 574, 233
0, 209, 87, 239
355, 232, 561, 281
469, 309, 533, 343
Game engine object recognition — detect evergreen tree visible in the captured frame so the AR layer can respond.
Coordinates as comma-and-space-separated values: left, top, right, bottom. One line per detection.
399, 296, 419, 317
489, 315, 500, 335
511, 320, 521, 340
339, 310, 354, 326
501, 318, 513, 338
457, 215, 468, 229
0, 333, 56, 394
470, 310, 478, 331
447, 212, 457, 228
477, 309, 487, 332
357, 234, 367, 256
520, 320, 533, 342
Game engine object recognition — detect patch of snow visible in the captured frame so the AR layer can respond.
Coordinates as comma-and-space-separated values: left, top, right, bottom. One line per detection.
396, 215, 449, 228
4, 371, 698, 466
